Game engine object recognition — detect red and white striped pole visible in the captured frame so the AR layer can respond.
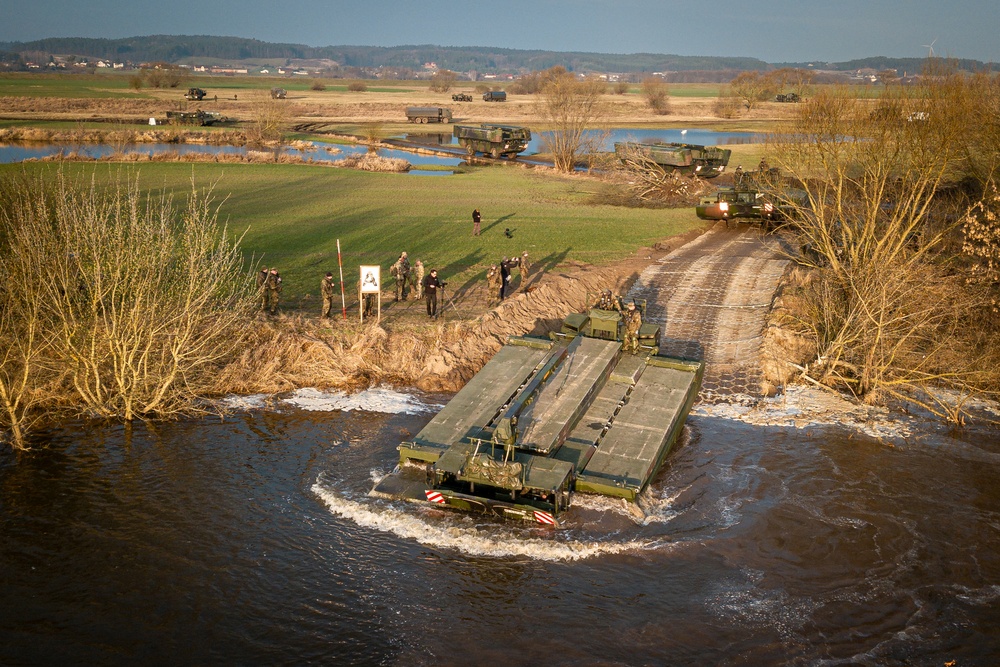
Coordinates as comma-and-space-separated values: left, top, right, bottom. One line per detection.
336, 239, 347, 320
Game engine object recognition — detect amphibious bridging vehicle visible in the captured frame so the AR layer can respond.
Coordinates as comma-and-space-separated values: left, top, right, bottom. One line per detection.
370, 297, 703, 526
614, 141, 732, 178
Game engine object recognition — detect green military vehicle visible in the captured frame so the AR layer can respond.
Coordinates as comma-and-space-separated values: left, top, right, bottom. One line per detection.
405, 106, 453, 123
696, 183, 808, 226
615, 141, 732, 178
184, 87, 207, 101
370, 296, 703, 526
271, 87, 287, 99
451, 92, 473, 102
482, 91, 507, 102
453, 123, 531, 159
165, 110, 227, 126
775, 92, 800, 103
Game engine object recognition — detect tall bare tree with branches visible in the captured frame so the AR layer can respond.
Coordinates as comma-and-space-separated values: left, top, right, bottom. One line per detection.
536, 67, 609, 173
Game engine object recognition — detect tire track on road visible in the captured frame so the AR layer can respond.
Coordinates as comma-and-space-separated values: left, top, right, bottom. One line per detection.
628, 226, 788, 403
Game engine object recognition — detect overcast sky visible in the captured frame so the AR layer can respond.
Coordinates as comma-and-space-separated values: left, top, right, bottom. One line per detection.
1, 0, 996, 64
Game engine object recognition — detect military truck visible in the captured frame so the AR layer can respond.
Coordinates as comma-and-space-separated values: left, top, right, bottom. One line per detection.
270, 87, 287, 99
184, 87, 207, 101
482, 91, 507, 102
775, 92, 800, 103
614, 141, 732, 179
370, 296, 703, 526
406, 106, 453, 123
454, 123, 531, 159
451, 92, 473, 102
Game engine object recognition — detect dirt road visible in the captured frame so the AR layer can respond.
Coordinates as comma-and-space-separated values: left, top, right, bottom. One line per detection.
628, 225, 788, 403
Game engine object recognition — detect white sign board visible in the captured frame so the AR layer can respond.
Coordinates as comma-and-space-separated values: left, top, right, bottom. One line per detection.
359, 266, 381, 294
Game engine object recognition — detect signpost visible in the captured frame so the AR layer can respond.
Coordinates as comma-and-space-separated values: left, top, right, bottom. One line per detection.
359, 265, 381, 324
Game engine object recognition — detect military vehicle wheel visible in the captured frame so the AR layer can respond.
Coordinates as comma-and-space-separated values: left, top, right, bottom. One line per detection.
466, 146, 475, 156
490, 148, 499, 159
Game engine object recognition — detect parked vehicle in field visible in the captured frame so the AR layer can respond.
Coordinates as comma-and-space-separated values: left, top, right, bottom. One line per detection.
406, 106, 453, 123
451, 92, 473, 102
184, 87, 207, 101
775, 92, 800, 103
482, 91, 507, 102
614, 141, 732, 179
270, 87, 287, 99
453, 123, 531, 158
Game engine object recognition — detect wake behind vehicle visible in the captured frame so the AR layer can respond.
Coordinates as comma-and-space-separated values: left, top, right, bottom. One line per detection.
453, 123, 531, 158
370, 297, 703, 526
615, 141, 732, 178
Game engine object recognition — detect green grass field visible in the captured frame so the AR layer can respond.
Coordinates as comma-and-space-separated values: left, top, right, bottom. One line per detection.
1, 162, 705, 304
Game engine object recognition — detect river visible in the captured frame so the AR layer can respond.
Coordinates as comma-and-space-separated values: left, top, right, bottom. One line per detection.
1, 386, 998, 666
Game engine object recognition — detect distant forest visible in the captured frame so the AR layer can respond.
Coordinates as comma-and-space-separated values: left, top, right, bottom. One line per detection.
1, 35, 995, 76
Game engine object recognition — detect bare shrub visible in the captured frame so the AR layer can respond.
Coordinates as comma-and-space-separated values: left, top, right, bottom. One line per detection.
311, 79, 326, 91
713, 89, 742, 118
613, 81, 629, 95
347, 80, 367, 92
641, 77, 670, 114
729, 71, 775, 111
245, 91, 288, 146
608, 142, 712, 204
428, 69, 457, 93
0, 168, 257, 445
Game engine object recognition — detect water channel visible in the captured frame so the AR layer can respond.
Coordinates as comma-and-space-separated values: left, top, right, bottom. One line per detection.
0, 128, 763, 169
2, 387, 998, 665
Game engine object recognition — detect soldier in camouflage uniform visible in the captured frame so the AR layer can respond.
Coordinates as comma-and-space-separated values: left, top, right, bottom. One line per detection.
257, 267, 269, 312
619, 301, 642, 353
413, 259, 425, 300
486, 264, 501, 307
391, 252, 411, 302
320, 272, 336, 319
265, 268, 282, 316
518, 251, 530, 292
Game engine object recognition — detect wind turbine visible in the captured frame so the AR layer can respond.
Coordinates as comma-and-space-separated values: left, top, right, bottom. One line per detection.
922, 38, 937, 58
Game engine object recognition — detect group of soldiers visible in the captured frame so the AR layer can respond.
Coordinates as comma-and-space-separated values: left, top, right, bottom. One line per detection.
390, 252, 445, 318
485, 251, 530, 307
593, 289, 643, 354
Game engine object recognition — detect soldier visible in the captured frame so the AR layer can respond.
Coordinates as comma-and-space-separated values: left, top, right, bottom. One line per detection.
758, 157, 769, 173
257, 266, 269, 311
733, 164, 744, 186
265, 268, 282, 316
499, 257, 511, 301
413, 259, 425, 300
472, 208, 481, 236
391, 252, 411, 302
518, 251, 530, 292
595, 289, 615, 310
320, 271, 336, 319
486, 264, 501, 307
422, 268, 443, 319
619, 301, 642, 354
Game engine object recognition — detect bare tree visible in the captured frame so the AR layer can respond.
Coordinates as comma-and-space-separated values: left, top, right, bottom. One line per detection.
245, 91, 288, 146
429, 69, 457, 93
536, 67, 609, 173
610, 142, 711, 203
766, 81, 994, 414
641, 76, 670, 114
729, 71, 776, 111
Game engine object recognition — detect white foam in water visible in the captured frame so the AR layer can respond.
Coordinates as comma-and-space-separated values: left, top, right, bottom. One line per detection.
218, 393, 272, 410
282, 387, 440, 415
312, 483, 659, 561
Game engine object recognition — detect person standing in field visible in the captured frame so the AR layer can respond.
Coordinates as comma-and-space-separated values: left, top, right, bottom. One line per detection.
518, 251, 530, 292
265, 268, 282, 316
422, 268, 443, 319
486, 264, 501, 307
391, 252, 410, 302
413, 259, 425, 300
499, 257, 511, 301
472, 208, 481, 236
257, 266, 269, 312
320, 272, 336, 319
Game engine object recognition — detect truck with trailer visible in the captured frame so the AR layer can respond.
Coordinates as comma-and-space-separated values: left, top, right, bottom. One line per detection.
453, 123, 531, 159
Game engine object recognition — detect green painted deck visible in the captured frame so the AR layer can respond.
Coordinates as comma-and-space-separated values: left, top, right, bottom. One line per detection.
577, 363, 699, 498
411, 341, 551, 452
517, 337, 620, 455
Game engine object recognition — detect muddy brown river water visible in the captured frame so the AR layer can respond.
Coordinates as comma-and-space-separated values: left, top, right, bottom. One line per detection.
2, 386, 999, 666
